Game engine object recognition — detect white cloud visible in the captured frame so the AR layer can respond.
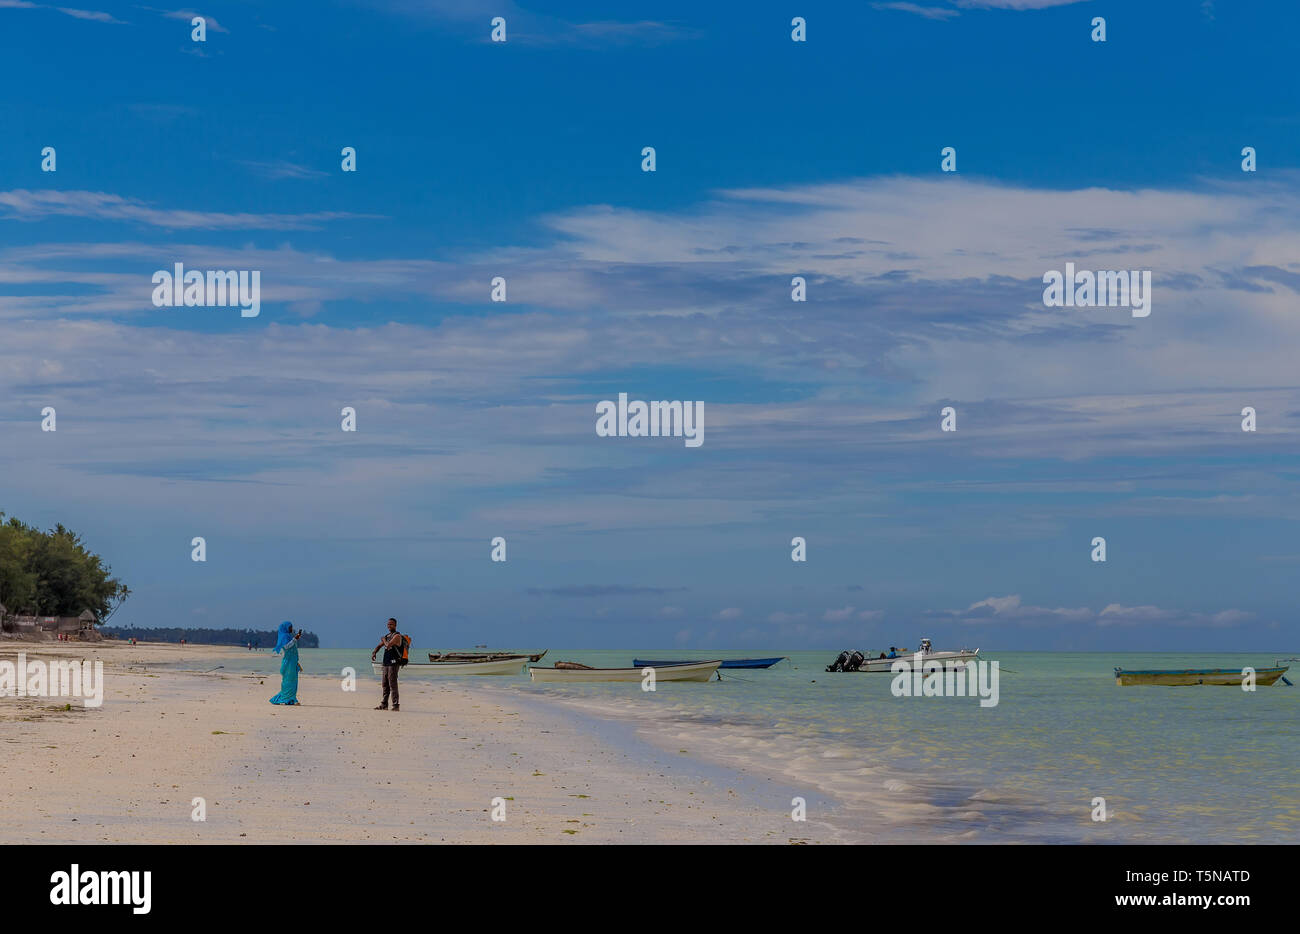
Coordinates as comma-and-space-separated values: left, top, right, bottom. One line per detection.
373, 0, 697, 46
871, 3, 959, 20
5, 174, 1300, 560
945, 595, 1253, 628
157, 8, 229, 32
1097, 603, 1177, 623
967, 594, 1024, 615
0, 1, 123, 22
0, 190, 374, 230
57, 7, 121, 21
1097, 604, 1252, 628
238, 160, 329, 181
953, 0, 1088, 8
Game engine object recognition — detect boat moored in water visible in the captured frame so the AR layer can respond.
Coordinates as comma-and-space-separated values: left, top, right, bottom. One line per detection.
827, 639, 980, 672
1114, 665, 1289, 686
427, 649, 546, 663
631, 656, 786, 669
528, 659, 722, 683
374, 655, 530, 676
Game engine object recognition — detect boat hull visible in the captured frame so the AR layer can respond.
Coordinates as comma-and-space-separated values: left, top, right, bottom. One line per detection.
373, 656, 526, 676
849, 650, 981, 672
632, 656, 786, 669
427, 650, 546, 664
1115, 666, 1289, 686
529, 660, 722, 683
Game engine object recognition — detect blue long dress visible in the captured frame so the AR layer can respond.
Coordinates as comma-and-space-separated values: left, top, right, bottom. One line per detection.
270, 622, 300, 705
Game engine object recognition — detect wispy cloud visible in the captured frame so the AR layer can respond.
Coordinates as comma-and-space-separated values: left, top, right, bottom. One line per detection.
57, 6, 121, 21
0, 190, 375, 230
933, 594, 1253, 628
871, 3, 959, 20
238, 160, 329, 181
873, 0, 1087, 17
527, 585, 689, 597
152, 7, 228, 32
373, 0, 698, 46
953, 0, 1090, 9
2, 175, 1299, 634
0, 0, 123, 22
567, 20, 700, 45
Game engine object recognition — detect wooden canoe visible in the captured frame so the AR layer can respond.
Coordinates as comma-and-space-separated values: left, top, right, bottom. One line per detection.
632, 656, 786, 669
374, 656, 527, 676
427, 650, 546, 663
528, 660, 722, 683
1114, 666, 1289, 686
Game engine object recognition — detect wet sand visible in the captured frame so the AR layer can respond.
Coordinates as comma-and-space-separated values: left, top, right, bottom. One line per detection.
0, 642, 833, 844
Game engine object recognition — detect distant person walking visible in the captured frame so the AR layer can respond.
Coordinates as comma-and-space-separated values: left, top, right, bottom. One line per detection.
269, 621, 302, 705
372, 618, 405, 711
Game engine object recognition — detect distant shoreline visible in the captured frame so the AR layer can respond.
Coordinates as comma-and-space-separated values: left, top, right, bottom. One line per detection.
99, 627, 320, 649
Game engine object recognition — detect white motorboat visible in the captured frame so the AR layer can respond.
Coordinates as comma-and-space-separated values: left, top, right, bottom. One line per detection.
855, 647, 981, 672
828, 639, 981, 672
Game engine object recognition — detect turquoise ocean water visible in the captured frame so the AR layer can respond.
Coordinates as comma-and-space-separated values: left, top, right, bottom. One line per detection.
204, 647, 1299, 844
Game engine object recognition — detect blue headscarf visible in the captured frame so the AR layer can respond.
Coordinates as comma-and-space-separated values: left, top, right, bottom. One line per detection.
273, 621, 294, 654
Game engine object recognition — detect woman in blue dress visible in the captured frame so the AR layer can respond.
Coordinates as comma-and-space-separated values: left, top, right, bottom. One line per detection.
269, 621, 302, 705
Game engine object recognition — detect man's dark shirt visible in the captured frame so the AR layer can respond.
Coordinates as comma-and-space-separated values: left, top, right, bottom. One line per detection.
381, 632, 403, 666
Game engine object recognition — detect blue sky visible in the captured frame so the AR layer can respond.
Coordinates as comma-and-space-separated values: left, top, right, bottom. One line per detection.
2, 0, 1299, 651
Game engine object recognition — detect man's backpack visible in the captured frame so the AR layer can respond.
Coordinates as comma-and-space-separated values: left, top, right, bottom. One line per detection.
397, 634, 410, 666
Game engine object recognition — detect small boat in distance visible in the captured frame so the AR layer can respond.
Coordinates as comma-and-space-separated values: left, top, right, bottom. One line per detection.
427, 650, 546, 663
827, 639, 980, 672
374, 655, 529, 676
631, 656, 786, 669
1115, 665, 1289, 686
528, 659, 722, 683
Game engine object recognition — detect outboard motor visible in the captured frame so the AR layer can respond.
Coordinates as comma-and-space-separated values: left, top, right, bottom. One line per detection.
826, 650, 851, 672
827, 650, 865, 672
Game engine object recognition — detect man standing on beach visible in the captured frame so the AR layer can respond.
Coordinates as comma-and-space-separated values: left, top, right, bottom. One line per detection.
371, 618, 403, 712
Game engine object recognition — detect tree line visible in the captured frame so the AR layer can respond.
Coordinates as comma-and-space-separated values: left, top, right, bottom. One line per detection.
101, 627, 321, 648
0, 513, 129, 620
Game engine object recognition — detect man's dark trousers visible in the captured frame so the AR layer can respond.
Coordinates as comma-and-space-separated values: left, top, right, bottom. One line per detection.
381, 663, 399, 708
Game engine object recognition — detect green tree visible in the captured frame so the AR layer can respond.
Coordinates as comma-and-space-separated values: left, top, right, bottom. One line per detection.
0, 513, 129, 621
0, 518, 39, 612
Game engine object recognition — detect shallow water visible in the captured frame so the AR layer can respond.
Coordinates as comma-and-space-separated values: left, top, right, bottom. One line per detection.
199, 647, 1300, 843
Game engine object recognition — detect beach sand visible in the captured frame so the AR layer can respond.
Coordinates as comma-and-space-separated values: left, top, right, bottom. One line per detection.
0, 642, 833, 844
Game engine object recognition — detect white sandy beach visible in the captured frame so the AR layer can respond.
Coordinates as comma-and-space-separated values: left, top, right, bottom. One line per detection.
0, 642, 833, 844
